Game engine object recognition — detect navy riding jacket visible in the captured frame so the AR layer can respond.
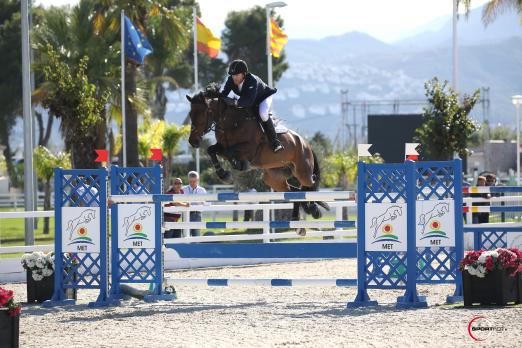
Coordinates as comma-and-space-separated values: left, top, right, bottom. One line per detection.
220, 73, 277, 108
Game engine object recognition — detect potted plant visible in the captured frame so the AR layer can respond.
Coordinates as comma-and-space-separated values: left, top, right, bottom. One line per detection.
21, 252, 76, 303
459, 248, 522, 307
0, 287, 21, 348
21, 251, 56, 303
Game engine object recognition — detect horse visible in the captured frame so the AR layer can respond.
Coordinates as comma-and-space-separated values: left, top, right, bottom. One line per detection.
186, 83, 328, 220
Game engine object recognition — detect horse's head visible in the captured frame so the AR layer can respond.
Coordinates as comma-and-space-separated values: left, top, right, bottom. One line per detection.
186, 83, 222, 148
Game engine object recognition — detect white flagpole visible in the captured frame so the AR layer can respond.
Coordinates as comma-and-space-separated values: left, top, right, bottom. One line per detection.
452, 0, 458, 92
266, 6, 273, 87
193, 6, 200, 173
121, 9, 127, 167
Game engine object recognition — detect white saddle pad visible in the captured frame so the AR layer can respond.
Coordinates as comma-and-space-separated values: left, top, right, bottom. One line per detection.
275, 124, 288, 134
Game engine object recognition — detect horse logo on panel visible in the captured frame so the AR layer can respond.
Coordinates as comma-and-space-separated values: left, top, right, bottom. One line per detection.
65, 209, 96, 245
122, 205, 152, 241
370, 205, 402, 242
418, 202, 450, 239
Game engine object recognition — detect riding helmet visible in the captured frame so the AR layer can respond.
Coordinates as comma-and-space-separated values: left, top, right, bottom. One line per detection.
228, 59, 248, 75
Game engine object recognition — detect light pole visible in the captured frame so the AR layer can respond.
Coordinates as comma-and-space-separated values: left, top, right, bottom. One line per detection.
266, 1, 287, 87
513, 95, 522, 184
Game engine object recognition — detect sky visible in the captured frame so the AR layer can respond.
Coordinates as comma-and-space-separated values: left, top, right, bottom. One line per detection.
36, 0, 491, 43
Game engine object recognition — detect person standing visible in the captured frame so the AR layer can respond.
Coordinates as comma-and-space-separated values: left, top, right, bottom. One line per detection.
164, 178, 189, 238
183, 171, 207, 236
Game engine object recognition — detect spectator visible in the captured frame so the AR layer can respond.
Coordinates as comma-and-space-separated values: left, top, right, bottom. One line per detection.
472, 176, 490, 224
164, 178, 189, 238
183, 171, 207, 236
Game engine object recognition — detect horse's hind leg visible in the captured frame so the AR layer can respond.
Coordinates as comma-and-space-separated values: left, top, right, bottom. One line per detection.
292, 156, 322, 219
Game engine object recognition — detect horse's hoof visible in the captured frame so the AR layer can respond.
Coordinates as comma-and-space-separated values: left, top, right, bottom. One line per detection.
310, 203, 322, 219
297, 228, 306, 236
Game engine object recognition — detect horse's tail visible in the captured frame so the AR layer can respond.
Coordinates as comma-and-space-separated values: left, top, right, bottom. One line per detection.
312, 150, 330, 212
311, 150, 321, 191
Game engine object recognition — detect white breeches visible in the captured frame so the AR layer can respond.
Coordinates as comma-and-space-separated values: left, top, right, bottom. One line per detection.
259, 95, 273, 122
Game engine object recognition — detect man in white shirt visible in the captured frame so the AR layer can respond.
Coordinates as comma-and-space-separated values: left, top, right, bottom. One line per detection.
182, 171, 207, 236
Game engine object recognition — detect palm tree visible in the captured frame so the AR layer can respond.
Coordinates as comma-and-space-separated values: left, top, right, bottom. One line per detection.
460, 0, 522, 25
33, 2, 118, 167
162, 123, 190, 188
34, 146, 71, 234
92, 0, 188, 166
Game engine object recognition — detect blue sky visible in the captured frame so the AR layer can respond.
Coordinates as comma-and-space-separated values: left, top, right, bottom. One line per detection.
36, 0, 490, 42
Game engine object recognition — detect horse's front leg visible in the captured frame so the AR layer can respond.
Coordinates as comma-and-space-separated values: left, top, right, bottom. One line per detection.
207, 144, 232, 183
223, 142, 252, 171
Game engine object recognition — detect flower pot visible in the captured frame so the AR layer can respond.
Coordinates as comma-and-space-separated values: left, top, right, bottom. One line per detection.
26, 271, 77, 304
0, 309, 19, 348
463, 269, 522, 307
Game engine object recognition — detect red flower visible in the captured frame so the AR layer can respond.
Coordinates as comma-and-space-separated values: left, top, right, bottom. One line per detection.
485, 256, 495, 271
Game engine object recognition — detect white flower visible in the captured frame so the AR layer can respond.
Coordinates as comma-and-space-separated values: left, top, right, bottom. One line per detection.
32, 273, 44, 281
42, 267, 53, 277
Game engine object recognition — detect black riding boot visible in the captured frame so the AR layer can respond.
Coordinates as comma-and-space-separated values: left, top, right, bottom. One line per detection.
262, 118, 284, 153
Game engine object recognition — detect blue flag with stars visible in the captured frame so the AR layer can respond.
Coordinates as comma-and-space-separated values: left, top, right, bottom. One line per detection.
124, 15, 153, 65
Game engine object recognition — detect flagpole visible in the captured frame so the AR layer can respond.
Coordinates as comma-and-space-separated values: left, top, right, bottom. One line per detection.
121, 9, 127, 167
265, 6, 272, 87
452, 0, 458, 93
193, 6, 200, 174
21, 0, 35, 245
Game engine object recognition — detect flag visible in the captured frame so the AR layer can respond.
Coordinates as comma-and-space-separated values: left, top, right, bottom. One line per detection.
94, 149, 108, 163
124, 15, 153, 64
270, 18, 288, 58
196, 17, 221, 58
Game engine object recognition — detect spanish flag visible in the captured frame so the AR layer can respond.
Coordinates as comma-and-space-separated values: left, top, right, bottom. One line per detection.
196, 17, 221, 58
270, 18, 288, 58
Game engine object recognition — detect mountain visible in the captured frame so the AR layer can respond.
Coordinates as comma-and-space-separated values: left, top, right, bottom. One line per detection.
285, 31, 392, 62
396, 5, 522, 49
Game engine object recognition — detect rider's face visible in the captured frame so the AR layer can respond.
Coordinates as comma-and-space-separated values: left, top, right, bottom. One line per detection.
232, 73, 245, 86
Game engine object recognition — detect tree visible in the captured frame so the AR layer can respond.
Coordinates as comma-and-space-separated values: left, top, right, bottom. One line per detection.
222, 6, 289, 84
460, 0, 522, 25
308, 131, 333, 164
40, 44, 109, 168
0, 0, 22, 186
163, 123, 190, 187
92, 0, 188, 166
33, 1, 120, 165
323, 150, 382, 189
34, 145, 71, 234
414, 78, 480, 161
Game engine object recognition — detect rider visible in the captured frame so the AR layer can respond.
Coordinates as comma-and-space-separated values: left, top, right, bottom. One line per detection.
220, 59, 284, 153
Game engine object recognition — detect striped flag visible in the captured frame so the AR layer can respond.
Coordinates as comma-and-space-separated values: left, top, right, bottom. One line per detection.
270, 18, 288, 58
196, 17, 221, 58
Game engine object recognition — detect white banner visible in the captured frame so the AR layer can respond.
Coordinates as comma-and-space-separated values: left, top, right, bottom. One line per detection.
62, 207, 101, 253
416, 199, 455, 247
117, 204, 156, 249
365, 203, 407, 251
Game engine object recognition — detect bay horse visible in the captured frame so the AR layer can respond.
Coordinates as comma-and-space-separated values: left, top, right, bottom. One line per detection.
186, 83, 328, 220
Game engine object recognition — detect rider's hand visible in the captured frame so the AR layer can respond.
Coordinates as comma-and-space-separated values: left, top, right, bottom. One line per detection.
223, 96, 237, 107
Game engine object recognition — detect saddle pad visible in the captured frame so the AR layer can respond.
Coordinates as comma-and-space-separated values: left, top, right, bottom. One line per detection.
275, 124, 288, 134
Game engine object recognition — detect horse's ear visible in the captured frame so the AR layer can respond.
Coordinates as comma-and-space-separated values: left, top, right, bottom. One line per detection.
186, 95, 192, 102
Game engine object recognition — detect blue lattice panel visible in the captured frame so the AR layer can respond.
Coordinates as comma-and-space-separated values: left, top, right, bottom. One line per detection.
111, 165, 162, 195
365, 251, 408, 289
116, 248, 158, 283
414, 161, 463, 288
44, 168, 109, 308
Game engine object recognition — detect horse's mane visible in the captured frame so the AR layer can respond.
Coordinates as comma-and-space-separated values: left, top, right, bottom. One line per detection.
204, 83, 221, 99
189, 83, 221, 105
